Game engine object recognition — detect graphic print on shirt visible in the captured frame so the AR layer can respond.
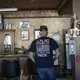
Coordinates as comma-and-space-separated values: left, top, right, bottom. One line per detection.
36, 39, 50, 57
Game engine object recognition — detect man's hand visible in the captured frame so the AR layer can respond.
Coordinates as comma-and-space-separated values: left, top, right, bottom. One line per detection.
28, 52, 35, 63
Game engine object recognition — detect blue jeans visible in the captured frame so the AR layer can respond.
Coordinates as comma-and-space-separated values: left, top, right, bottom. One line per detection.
37, 67, 56, 80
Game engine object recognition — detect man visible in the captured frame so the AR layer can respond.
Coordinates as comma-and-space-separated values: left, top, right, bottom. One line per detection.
28, 25, 60, 80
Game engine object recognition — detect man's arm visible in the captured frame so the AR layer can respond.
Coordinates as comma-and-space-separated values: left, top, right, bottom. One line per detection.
27, 40, 36, 63
28, 52, 35, 63
53, 48, 60, 61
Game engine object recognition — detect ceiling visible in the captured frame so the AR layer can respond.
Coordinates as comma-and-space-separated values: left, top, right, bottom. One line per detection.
0, 0, 66, 10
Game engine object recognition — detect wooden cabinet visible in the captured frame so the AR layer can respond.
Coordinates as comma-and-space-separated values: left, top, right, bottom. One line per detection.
0, 30, 15, 54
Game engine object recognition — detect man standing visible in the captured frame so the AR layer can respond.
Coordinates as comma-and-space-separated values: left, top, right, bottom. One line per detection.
28, 25, 60, 80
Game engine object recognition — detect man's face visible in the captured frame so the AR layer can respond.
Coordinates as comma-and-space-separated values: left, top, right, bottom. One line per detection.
39, 31, 48, 37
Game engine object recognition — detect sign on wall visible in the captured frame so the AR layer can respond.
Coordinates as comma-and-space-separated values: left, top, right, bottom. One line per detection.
69, 39, 76, 55
34, 29, 40, 39
20, 21, 29, 29
68, 20, 80, 37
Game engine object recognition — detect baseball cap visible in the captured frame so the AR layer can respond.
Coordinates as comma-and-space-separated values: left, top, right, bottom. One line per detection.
40, 25, 48, 31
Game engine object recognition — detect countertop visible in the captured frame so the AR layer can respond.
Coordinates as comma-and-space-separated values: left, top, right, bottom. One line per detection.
0, 54, 29, 58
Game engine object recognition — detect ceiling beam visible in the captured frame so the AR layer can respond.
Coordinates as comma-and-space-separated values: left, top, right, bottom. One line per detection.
17, 6, 58, 11
58, 0, 68, 11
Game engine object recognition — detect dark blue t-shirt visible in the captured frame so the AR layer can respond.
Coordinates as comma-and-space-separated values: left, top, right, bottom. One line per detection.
28, 37, 59, 68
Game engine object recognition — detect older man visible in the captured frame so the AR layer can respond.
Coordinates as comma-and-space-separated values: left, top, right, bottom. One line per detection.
28, 25, 60, 80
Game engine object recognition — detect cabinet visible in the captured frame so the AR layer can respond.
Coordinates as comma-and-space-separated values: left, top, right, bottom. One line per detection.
0, 30, 15, 54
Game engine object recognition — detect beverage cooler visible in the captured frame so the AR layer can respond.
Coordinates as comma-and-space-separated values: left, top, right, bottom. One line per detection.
63, 32, 73, 77
65, 34, 72, 70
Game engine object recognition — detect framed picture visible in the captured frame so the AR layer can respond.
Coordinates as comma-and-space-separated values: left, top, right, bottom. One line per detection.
21, 30, 29, 40
34, 29, 40, 39
20, 21, 29, 29
5, 23, 12, 29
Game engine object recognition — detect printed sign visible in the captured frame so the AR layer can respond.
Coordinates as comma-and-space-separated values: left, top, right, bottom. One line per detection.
68, 28, 80, 37
69, 39, 76, 55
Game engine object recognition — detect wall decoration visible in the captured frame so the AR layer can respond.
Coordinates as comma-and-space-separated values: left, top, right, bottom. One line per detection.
5, 23, 12, 29
21, 30, 29, 40
34, 29, 40, 39
20, 21, 29, 29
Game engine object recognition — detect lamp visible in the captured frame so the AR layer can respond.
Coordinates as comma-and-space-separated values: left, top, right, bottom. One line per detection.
0, 8, 17, 11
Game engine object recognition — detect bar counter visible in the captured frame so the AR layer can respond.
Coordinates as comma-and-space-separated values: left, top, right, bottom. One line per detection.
0, 54, 29, 74
0, 54, 29, 58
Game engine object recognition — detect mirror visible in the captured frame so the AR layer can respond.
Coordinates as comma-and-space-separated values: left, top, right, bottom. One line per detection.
4, 34, 11, 53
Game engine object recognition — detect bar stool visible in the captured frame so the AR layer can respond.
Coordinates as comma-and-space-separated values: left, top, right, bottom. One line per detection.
1, 59, 20, 80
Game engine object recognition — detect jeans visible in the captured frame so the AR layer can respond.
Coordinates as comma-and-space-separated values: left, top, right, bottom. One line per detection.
37, 67, 56, 80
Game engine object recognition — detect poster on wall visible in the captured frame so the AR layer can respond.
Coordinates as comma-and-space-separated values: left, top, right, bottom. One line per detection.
5, 23, 12, 29
21, 30, 29, 40
34, 29, 40, 39
20, 21, 29, 29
